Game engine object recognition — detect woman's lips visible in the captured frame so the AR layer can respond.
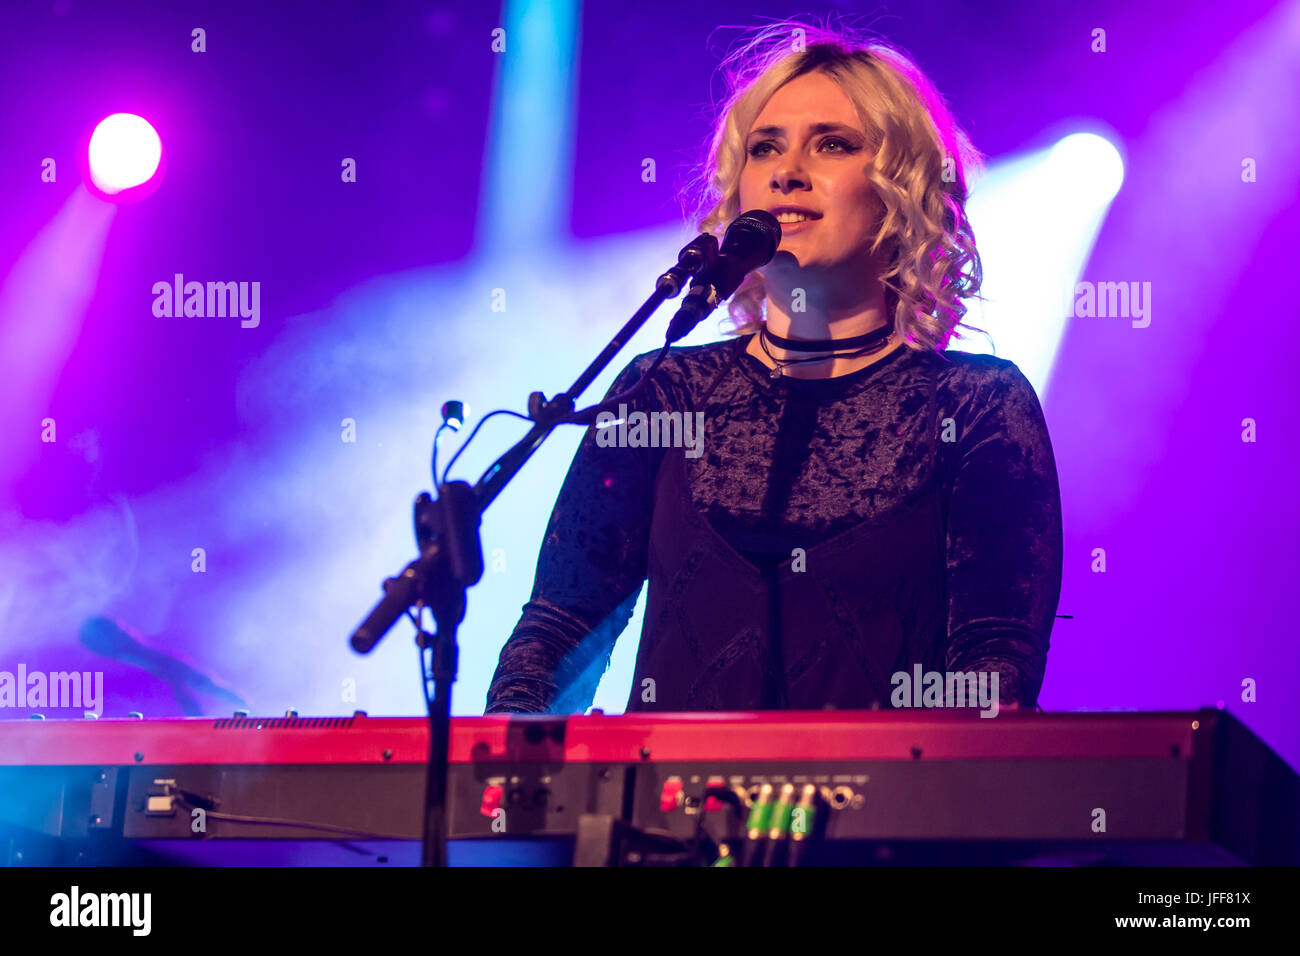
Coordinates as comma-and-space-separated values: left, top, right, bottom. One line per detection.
778, 217, 819, 236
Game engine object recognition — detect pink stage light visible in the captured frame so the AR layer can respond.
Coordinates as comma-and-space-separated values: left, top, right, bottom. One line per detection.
83, 113, 165, 201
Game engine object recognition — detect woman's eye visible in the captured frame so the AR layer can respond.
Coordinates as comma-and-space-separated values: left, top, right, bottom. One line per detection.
748, 138, 856, 158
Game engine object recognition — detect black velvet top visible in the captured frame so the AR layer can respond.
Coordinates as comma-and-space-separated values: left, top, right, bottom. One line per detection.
485, 333, 1062, 713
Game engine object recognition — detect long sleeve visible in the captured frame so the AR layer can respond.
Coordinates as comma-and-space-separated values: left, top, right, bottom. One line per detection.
943, 361, 1063, 707
484, 353, 670, 714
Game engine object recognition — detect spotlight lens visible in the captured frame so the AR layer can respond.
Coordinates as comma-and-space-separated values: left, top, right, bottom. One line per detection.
87, 113, 162, 194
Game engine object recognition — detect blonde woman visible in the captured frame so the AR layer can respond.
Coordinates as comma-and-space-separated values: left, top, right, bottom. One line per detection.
487, 23, 1062, 715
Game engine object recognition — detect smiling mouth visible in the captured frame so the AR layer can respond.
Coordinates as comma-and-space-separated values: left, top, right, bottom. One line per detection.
773, 212, 820, 224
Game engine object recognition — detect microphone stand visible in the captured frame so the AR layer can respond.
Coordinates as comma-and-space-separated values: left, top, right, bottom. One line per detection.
348, 234, 718, 867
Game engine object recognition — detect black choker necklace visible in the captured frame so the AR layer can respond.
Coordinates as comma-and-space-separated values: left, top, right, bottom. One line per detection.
762, 323, 894, 352
758, 321, 895, 379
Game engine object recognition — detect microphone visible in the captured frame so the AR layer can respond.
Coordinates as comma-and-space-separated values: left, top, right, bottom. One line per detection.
665, 209, 781, 343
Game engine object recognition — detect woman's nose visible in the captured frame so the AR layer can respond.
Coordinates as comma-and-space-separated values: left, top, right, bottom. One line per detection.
772, 159, 809, 192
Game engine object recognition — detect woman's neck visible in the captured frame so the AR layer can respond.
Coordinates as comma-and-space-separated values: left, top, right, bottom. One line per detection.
749, 279, 901, 379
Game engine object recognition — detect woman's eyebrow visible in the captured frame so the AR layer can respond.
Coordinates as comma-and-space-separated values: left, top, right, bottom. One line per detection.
747, 121, 862, 140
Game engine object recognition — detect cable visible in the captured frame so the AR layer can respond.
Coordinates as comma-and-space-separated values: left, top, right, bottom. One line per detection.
171, 792, 409, 842
430, 422, 453, 490
438, 408, 531, 486
439, 339, 675, 486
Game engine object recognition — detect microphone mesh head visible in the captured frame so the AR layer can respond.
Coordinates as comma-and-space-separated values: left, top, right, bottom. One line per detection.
724, 209, 781, 263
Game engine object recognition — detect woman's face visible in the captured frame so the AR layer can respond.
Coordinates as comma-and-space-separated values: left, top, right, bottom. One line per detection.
738, 71, 885, 283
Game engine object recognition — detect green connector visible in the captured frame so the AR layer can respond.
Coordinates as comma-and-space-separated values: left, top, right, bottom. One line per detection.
745, 783, 774, 836
767, 783, 796, 838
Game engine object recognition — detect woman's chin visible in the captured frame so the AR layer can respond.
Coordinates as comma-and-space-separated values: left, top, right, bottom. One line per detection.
768, 250, 844, 277
766, 249, 809, 271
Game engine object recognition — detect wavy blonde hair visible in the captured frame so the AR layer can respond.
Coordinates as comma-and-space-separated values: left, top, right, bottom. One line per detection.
684, 20, 985, 352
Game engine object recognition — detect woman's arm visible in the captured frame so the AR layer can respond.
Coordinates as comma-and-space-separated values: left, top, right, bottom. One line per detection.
484, 353, 670, 714
943, 360, 1063, 708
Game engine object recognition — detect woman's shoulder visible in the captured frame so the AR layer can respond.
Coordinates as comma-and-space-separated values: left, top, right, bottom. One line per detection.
921, 348, 1049, 440
926, 348, 1040, 403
